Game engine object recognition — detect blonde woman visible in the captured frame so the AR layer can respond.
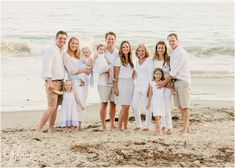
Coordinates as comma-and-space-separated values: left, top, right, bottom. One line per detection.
114, 41, 135, 131
131, 43, 154, 131
63, 37, 91, 131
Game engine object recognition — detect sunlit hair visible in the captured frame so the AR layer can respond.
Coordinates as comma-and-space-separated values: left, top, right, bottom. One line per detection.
67, 37, 81, 59
96, 44, 106, 51
55, 30, 67, 39
135, 43, 150, 59
153, 68, 165, 81
167, 33, 178, 40
63, 80, 72, 92
105, 32, 116, 40
82, 46, 92, 56
153, 41, 170, 68
118, 41, 134, 69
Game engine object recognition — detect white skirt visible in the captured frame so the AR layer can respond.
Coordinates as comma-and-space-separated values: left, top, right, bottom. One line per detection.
115, 78, 134, 105
60, 92, 79, 127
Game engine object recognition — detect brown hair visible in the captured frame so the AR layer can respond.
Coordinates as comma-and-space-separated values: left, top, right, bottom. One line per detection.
67, 37, 81, 59
135, 43, 150, 59
153, 41, 170, 68
167, 33, 178, 40
153, 68, 165, 81
118, 41, 134, 69
105, 32, 116, 40
55, 30, 67, 39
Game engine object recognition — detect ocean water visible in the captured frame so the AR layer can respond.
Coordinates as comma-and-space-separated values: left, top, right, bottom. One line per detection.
1, 1, 234, 111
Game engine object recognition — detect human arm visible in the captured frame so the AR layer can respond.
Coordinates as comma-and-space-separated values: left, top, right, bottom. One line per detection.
42, 49, 55, 91
146, 84, 153, 110
53, 90, 64, 95
113, 66, 120, 96
74, 91, 84, 111
132, 70, 137, 80
63, 54, 91, 75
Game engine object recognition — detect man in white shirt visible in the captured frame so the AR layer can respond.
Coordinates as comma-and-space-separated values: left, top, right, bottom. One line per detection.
37, 30, 67, 134
159, 33, 191, 135
97, 32, 119, 130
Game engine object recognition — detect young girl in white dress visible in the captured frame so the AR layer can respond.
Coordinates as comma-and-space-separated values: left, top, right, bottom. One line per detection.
53, 80, 84, 131
147, 68, 166, 135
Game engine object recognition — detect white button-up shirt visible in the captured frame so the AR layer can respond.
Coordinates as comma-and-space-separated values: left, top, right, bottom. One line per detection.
42, 43, 65, 80
169, 46, 191, 83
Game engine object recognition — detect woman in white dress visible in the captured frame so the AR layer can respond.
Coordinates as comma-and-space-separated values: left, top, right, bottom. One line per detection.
153, 41, 174, 134
147, 68, 166, 135
131, 43, 154, 131
63, 37, 92, 131
114, 41, 135, 131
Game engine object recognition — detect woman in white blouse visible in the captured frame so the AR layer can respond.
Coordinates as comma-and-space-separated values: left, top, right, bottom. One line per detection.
114, 41, 135, 131
131, 43, 154, 131
63, 37, 91, 131
153, 40, 173, 134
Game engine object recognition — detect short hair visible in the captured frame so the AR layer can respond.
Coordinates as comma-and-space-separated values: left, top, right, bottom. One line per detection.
55, 30, 68, 39
97, 44, 106, 51
135, 43, 150, 59
105, 32, 116, 40
167, 33, 178, 40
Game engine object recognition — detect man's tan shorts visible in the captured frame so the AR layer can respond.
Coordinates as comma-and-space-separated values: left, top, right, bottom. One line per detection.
173, 80, 191, 108
45, 80, 63, 107
97, 85, 115, 103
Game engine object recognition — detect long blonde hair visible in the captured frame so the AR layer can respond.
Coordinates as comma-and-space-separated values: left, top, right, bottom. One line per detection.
67, 37, 81, 59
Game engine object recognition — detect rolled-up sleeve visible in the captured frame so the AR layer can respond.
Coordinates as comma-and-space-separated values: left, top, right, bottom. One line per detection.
42, 49, 53, 79
169, 52, 184, 77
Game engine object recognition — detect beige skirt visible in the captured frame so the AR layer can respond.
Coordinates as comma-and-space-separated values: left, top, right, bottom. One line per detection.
115, 78, 134, 105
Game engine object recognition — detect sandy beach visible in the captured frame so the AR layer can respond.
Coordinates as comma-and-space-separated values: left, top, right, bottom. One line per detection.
1, 99, 234, 167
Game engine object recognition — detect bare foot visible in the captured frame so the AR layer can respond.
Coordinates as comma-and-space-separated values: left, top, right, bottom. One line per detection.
76, 127, 84, 131
167, 129, 173, 135
142, 128, 149, 131
111, 125, 117, 129
155, 132, 163, 136
134, 127, 141, 131
187, 127, 191, 133
33, 131, 42, 139
102, 125, 107, 130
118, 127, 124, 131
181, 130, 188, 136
48, 128, 55, 134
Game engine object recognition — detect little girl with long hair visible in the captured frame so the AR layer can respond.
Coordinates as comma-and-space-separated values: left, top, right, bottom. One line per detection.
147, 68, 166, 135
53, 80, 84, 131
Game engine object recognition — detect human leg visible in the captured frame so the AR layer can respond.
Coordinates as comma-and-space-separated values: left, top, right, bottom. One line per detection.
131, 90, 142, 129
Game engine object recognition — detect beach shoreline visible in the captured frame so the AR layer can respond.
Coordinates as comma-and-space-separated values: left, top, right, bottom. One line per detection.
1, 99, 234, 130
